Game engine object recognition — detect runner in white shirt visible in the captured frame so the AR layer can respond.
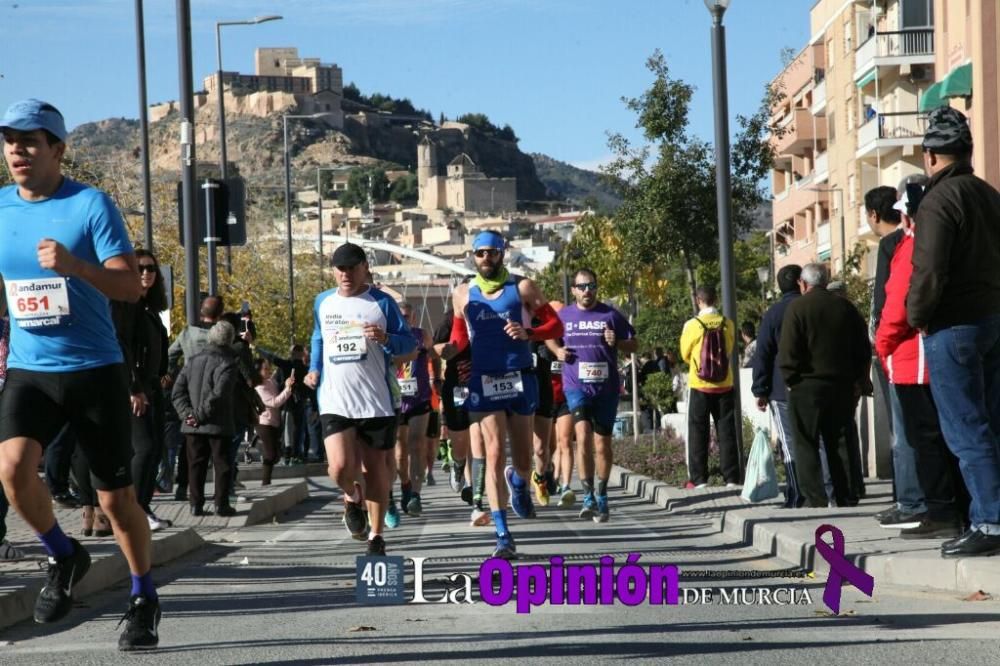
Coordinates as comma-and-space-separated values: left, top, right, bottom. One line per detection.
304, 243, 415, 556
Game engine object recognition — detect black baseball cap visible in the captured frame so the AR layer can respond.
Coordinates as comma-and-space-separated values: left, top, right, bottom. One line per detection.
331, 242, 367, 267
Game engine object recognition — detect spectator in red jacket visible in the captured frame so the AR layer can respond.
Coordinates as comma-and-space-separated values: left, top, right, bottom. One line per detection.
875, 189, 969, 539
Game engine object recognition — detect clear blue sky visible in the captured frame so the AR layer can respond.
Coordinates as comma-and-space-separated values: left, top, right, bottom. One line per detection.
0, 0, 814, 170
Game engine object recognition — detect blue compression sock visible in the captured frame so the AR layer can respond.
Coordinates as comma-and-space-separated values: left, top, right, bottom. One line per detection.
492, 510, 510, 538
130, 571, 158, 601
38, 523, 74, 559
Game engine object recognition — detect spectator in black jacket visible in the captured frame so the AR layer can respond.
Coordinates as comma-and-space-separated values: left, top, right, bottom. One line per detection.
171, 321, 240, 517
907, 106, 1000, 558
778, 263, 871, 508
112, 249, 171, 531
751, 264, 803, 508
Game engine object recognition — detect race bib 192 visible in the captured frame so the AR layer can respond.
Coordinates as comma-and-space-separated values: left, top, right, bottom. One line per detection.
7, 278, 70, 328
330, 324, 366, 363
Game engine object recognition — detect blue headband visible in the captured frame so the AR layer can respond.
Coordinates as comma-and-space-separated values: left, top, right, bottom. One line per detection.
472, 231, 505, 251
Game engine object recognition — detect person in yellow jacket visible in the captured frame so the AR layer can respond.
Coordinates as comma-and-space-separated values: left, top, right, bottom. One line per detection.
679, 285, 741, 488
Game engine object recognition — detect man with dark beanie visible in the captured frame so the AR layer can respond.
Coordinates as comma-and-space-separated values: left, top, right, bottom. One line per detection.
751, 264, 804, 507
907, 106, 1000, 558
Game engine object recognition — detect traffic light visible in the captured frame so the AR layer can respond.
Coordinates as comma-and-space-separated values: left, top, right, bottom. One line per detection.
176, 177, 247, 247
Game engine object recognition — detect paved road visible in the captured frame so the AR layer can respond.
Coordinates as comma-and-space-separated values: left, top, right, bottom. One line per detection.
2, 476, 1000, 664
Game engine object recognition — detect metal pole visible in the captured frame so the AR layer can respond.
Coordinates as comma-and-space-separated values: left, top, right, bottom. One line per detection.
283, 116, 296, 345
317, 169, 324, 286
203, 179, 219, 295
709, 7, 744, 475
839, 190, 846, 272
215, 22, 232, 276
177, 0, 199, 326
134, 0, 153, 253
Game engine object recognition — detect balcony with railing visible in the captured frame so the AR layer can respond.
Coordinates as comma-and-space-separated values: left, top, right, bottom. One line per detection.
773, 108, 826, 157
856, 111, 927, 159
816, 221, 831, 259
813, 151, 829, 183
811, 74, 827, 115
855, 29, 934, 79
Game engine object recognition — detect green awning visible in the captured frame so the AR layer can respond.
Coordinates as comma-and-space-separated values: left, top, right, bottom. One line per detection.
856, 68, 876, 88
941, 62, 973, 98
920, 80, 945, 112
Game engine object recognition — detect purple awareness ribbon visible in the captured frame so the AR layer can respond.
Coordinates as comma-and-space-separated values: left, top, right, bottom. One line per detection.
814, 524, 875, 614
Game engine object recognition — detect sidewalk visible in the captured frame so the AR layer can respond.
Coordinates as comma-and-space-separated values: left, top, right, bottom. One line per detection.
611, 465, 1000, 596
0, 478, 309, 631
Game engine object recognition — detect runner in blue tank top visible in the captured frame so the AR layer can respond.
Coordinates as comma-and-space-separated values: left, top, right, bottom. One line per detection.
444, 231, 564, 559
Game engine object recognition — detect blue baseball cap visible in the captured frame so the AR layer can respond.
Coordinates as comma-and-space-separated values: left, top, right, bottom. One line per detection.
0, 99, 67, 141
472, 230, 506, 251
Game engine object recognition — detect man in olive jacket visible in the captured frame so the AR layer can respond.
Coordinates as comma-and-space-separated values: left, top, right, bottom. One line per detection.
171, 321, 240, 517
778, 263, 870, 508
907, 106, 1000, 558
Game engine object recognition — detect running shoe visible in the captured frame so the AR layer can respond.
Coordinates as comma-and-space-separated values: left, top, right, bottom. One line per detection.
366, 535, 387, 556
401, 488, 413, 514
531, 472, 550, 507
407, 495, 423, 517
426, 471, 436, 486
117, 594, 161, 651
460, 485, 474, 506
505, 465, 536, 519
385, 502, 401, 529
558, 487, 576, 508
343, 485, 369, 540
34, 538, 91, 624
146, 513, 173, 532
579, 493, 597, 521
544, 468, 558, 495
470, 508, 492, 527
492, 535, 517, 560
594, 494, 610, 523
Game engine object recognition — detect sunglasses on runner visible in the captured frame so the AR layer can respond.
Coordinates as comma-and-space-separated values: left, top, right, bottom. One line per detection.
474, 249, 501, 259
138, 265, 157, 274
573, 282, 597, 291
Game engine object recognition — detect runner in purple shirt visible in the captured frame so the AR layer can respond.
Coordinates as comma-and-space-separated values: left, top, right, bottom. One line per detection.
547, 269, 637, 523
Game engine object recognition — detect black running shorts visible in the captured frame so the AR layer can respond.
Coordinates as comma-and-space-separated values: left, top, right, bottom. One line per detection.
321, 413, 398, 451
399, 401, 431, 426
0, 364, 133, 491
441, 380, 471, 432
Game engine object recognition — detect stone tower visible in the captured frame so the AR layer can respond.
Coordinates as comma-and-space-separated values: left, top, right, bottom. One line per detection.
417, 136, 438, 210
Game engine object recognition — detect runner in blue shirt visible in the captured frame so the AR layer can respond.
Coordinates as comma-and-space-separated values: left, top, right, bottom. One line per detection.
0, 99, 159, 650
445, 231, 563, 558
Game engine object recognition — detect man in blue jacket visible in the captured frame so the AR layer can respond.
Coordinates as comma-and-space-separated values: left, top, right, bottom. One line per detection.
751, 264, 803, 508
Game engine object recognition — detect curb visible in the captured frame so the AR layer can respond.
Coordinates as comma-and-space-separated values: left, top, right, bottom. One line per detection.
611, 465, 1000, 596
236, 462, 327, 483
0, 480, 311, 632
243, 480, 310, 526
719, 507, 1000, 595
0, 528, 204, 633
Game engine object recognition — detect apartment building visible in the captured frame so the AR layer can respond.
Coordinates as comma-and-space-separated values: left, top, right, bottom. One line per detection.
771, 0, 937, 277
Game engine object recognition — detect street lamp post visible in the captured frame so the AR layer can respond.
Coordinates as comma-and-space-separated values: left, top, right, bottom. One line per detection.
316, 166, 341, 287
216, 14, 282, 279
756, 265, 770, 302
705, 0, 743, 464
283, 113, 324, 345
134, 0, 153, 253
